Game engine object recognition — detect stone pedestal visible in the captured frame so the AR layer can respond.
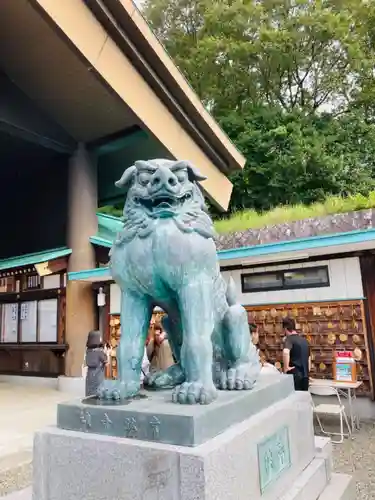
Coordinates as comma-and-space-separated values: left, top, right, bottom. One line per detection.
32, 374, 354, 500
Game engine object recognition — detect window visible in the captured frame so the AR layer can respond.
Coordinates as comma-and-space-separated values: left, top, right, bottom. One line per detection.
241, 266, 330, 293
43, 274, 61, 290
20, 301, 38, 342
0, 303, 18, 343
242, 272, 283, 292
22, 274, 41, 291
0, 277, 17, 293
0, 272, 64, 294
0, 299, 59, 343
283, 267, 329, 288
38, 299, 58, 342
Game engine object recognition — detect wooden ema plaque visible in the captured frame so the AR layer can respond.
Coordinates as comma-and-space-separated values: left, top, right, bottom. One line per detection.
105, 301, 370, 394
107, 310, 165, 379
246, 299, 371, 395
333, 351, 357, 383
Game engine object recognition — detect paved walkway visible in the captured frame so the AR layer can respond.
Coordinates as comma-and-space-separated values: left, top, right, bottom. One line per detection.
0, 382, 69, 460
0, 382, 70, 497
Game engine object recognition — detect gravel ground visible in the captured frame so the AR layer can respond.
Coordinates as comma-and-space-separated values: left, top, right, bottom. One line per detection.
0, 462, 31, 498
317, 421, 375, 499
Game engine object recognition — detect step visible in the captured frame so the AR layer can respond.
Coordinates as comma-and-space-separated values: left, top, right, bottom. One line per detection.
279, 457, 328, 500
0, 475, 356, 500
1, 472, 354, 500
314, 436, 333, 481
318, 473, 355, 500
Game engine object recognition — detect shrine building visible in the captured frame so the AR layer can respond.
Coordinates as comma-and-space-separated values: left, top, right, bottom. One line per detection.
0, 0, 245, 391
71, 213, 375, 402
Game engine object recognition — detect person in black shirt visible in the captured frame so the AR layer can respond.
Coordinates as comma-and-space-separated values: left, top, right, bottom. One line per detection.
282, 317, 310, 391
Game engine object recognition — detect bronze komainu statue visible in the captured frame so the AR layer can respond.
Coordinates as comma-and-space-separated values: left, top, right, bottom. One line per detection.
98, 159, 260, 404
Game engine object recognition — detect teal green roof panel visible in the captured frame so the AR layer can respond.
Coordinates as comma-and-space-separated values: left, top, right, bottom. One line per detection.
0, 247, 72, 272
89, 236, 112, 248
91, 213, 123, 248
218, 227, 375, 261
68, 266, 111, 282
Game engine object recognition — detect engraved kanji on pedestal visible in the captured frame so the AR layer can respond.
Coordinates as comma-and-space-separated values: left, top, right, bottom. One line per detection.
79, 410, 92, 432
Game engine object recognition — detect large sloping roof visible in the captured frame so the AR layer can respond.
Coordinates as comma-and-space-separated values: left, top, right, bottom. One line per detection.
0, 0, 245, 210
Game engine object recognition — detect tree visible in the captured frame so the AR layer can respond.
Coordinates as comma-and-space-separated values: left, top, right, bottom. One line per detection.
141, 0, 375, 213
221, 105, 375, 211
144, 0, 374, 117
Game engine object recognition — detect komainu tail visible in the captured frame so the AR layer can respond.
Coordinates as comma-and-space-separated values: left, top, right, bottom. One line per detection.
226, 277, 238, 307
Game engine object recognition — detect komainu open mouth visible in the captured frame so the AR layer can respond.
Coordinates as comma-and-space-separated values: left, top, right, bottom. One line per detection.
134, 192, 192, 212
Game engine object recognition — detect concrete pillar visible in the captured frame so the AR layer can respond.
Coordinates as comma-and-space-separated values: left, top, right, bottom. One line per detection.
65, 144, 98, 377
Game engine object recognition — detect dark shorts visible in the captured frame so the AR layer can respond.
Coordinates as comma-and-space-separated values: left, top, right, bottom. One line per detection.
288, 371, 309, 391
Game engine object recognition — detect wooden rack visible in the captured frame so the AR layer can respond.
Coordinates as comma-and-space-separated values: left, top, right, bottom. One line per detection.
246, 300, 371, 395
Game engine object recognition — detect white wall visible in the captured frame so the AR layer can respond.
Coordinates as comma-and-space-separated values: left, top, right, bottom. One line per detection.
223, 257, 363, 306
110, 283, 121, 314
109, 257, 364, 309
109, 284, 166, 315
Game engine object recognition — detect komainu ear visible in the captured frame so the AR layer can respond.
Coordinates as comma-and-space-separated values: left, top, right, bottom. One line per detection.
115, 166, 137, 188
173, 160, 207, 182
134, 160, 152, 170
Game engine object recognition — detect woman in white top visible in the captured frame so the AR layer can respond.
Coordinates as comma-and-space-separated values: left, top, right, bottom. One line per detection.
250, 323, 280, 375
140, 347, 150, 386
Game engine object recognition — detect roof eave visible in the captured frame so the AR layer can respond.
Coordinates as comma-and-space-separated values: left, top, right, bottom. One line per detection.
84, 0, 246, 174
218, 228, 375, 265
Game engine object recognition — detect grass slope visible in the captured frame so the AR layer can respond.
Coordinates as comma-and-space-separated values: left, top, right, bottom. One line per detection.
214, 192, 375, 234
99, 192, 375, 235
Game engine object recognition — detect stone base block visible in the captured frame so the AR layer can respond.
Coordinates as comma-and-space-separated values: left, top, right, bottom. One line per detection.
57, 373, 294, 447
57, 376, 85, 397
33, 391, 316, 500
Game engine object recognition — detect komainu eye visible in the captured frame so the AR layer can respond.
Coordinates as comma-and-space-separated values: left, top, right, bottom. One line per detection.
139, 174, 150, 186
176, 170, 187, 182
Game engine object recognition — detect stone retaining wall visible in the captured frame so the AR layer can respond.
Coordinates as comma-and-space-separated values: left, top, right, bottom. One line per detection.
216, 209, 375, 250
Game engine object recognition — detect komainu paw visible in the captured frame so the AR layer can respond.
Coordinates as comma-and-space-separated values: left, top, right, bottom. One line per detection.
172, 381, 218, 405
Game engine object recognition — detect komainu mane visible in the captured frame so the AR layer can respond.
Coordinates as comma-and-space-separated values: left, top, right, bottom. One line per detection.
98, 159, 260, 404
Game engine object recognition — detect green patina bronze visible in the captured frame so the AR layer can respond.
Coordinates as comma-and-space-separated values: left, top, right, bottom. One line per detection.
257, 426, 291, 493
97, 159, 260, 404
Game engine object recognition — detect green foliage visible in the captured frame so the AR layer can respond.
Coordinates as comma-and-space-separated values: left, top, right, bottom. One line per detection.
144, 0, 373, 115
97, 205, 122, 217
222, 106, 375, 211
214, 191, 375, 234
142, 0, 375, 213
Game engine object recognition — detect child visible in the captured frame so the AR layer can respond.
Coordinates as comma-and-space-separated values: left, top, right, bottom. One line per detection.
85, 330, 108, 397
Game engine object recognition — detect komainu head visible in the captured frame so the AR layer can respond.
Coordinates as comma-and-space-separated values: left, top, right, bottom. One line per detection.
115, 159, 207, 218
114, 159, 215, 242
